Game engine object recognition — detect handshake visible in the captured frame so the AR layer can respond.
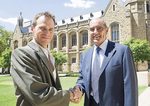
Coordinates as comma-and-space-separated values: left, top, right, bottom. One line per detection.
69, 86, 83, 103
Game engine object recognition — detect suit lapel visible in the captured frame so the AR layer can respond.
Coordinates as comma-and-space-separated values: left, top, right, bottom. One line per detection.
98, 41, 116, 78
28, 42, 55, 80
84, 47, 94, 97
86, 47, 94, 78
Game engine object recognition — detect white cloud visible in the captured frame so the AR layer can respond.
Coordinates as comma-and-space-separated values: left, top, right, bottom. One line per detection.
64, 0, 95, 9
0, 17, 17, 25
121, 0, 126, 2
0, 17, 29, 25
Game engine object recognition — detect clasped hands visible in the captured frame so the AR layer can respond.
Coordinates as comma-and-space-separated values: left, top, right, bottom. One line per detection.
69, 86, 83, 103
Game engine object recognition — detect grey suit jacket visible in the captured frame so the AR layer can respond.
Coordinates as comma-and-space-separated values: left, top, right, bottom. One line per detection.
76, 40, 138, 106
10, 42, 70, 106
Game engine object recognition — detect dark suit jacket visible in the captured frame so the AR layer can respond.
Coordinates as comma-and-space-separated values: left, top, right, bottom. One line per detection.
10, 42, 70, 106
76, 40, 138, 106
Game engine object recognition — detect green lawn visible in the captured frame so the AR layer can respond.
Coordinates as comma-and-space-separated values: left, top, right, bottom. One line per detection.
0, 75, 147, 106
0, 75, 16, 106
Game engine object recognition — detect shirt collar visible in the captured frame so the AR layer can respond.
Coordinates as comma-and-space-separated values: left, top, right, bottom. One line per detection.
94, 39, 108, 53
32, 38, 48, 54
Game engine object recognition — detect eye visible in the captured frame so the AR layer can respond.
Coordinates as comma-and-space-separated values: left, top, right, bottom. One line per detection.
97, 27, 103, 32
90, 27, 94, 32
89, 26, 104, 32
39, 27, 46, 31
48, 28, 54, 32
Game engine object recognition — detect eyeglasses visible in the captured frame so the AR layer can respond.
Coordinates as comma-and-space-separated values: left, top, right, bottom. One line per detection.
89, 26, 104, 32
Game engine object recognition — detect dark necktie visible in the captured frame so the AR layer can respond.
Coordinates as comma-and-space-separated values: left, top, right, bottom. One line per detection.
91, 46, 101, 103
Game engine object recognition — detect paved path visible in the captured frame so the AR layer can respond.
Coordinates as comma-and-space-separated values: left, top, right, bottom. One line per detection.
137, 71, 150, 106
139, 87, 150, 106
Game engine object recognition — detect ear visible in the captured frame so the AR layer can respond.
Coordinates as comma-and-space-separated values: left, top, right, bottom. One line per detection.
106, 27, 109, 33
31, 25, 35, 32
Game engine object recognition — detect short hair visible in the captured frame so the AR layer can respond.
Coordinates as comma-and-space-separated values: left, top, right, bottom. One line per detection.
90, 18, 108, 28
32, 11, 55, 27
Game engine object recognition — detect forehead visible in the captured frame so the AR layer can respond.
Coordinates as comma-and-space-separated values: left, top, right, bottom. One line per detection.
36, 15, 54, 24
90, 19, 105, 27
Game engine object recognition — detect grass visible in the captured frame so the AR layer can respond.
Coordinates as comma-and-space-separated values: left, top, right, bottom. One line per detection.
138, 86, 147, 95
60, 77, 84, 106
0, 75, 16, 106
0, 75, 148, 106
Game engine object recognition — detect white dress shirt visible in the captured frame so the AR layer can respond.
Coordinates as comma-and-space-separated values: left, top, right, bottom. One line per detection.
92, 39, 108, 71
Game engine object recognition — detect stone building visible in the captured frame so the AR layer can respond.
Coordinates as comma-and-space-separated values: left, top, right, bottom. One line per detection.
11, 0, 150, 72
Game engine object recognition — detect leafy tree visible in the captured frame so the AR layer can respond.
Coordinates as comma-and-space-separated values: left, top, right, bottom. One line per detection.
0, 27, 11, 54
0, 48, 11, 68
0, 27, 12, 73
123, 38, 150, 71
50, 50, 67, 71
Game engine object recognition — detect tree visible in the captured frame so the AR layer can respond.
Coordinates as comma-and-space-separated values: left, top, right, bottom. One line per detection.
123, 38, 150, 71
50, 50, 67, 71
0, 48, 11, 73
0, 27, 11, 54
0, 27, 12, 73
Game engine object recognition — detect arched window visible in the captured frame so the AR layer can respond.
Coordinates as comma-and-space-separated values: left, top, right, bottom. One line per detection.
62, 34, 66, 47
113, 5, 116, 11
72, 33, 77, 46
111, 23, 119, 43
14, 40, 18, 49
72, 57, 76, 63
53, 35, 57, 48
22, 40, 27, 46
28, 37, 33, 42
82, 31, 88, 45
146, 1, 150, 13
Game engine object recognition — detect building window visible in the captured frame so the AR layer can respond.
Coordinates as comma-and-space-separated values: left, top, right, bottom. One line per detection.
70, 17, 74, 22
28, 37, 33, 42
82, 31, 88, 45
90, 13, 93, 18
62, 20, 65, 24
53, 35, 57, 48
62, 34, 66, 47
80, 15, 83, 20
14, 40, 18, 49
22, 40, 27, 46
111, 23, 119, 43
113, 5, 115, 11
72, 58, 76, 63
72, 34, 77, 46
146, 1, 150, 13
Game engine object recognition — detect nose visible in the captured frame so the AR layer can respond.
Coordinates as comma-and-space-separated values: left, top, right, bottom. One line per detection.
93, 28, 99, 33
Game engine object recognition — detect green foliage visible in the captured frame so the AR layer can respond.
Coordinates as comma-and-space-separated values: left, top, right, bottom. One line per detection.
0, 27, 12, 68
0, 27, 12, 55
50, 50, 67, 66
0, 48, 11, 68
123, 38, 150, 62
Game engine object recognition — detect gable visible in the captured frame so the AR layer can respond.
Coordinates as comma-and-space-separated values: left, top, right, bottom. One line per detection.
104, 0, 126, 16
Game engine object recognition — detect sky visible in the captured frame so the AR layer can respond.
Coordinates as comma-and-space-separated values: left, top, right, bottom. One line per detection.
0, 0, 110, 31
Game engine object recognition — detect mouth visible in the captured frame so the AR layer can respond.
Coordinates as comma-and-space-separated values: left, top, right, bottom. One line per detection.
41, 37, 51, 40
93, 35, 101, 39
